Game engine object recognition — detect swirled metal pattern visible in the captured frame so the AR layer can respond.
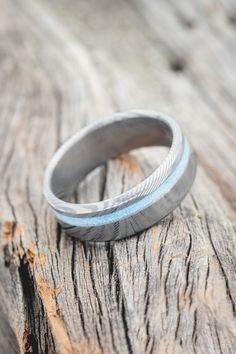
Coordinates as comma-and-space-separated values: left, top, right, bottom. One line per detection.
44, 111, 197, 241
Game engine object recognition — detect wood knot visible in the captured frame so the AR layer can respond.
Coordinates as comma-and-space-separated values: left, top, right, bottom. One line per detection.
169, 58, 186, 73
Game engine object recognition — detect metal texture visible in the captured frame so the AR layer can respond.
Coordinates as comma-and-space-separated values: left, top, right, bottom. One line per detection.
44, 111, 197, 241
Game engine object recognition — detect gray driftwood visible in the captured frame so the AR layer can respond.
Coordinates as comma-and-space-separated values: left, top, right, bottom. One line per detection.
0, 0, 236, 353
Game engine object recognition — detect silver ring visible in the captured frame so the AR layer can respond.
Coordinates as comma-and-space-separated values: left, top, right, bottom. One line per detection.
44, 110, 197, 241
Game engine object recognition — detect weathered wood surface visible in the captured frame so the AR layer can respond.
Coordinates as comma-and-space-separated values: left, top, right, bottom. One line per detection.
0, 0, 236, 353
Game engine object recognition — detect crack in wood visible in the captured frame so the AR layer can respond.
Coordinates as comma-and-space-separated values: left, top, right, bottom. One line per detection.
205, 216, 236, 316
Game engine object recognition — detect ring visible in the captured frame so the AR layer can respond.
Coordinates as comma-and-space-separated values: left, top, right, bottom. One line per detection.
44, 110, 197, 241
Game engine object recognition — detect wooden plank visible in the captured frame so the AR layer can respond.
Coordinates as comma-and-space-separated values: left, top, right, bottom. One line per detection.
0, 0, 235, 353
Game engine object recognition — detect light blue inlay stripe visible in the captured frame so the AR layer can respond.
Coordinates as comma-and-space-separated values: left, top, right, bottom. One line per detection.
55, 141, 190, 227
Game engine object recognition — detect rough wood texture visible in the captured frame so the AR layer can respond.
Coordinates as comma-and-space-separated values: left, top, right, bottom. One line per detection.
0, 0, 236, 353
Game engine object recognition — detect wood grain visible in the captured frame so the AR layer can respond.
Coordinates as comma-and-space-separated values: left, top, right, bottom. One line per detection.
0, 0, 236, 353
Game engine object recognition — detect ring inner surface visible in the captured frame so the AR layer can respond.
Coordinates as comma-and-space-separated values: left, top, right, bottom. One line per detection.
51, 116, 173, 201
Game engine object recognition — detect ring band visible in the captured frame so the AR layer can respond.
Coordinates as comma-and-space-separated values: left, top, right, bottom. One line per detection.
44, 110, 197, 241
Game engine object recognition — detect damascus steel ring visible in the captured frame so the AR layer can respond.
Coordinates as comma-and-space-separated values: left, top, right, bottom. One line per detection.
44, 110, 197, 242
